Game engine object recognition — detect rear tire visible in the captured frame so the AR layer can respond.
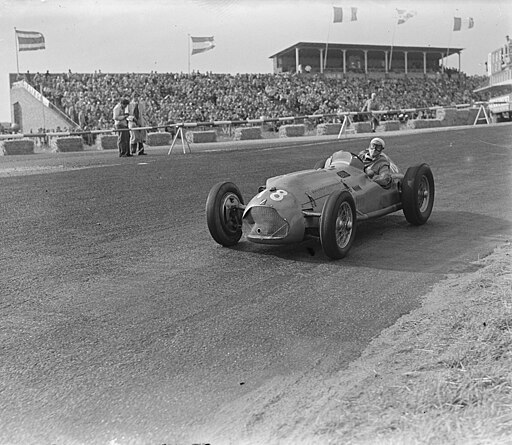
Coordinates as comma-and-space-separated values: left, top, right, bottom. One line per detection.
402, 164, 434, 225
320, 190, 357, 259
206, 182, 244, 246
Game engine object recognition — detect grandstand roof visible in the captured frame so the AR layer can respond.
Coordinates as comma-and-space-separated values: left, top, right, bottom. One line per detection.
269, 42, 464, 59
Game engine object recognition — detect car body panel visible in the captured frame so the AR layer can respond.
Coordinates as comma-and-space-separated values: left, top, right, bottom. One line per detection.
243, 150, 404, 245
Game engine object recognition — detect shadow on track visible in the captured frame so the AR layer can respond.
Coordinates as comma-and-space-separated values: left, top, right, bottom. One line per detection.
223, 211, 511, 273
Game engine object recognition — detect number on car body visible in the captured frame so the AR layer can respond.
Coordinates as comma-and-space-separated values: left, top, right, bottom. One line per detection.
270, 190, 288, 201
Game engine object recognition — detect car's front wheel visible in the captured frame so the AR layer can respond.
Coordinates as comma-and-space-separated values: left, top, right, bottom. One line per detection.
206, 182, 244, 246
402, 164, 434, 225
320, 190, 357, 259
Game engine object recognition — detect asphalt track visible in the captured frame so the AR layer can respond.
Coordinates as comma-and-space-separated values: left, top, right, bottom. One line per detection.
1, 123, 511, 444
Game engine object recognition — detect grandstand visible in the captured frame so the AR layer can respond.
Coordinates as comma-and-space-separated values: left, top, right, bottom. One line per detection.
269, 42, 463, 77
6, 40, 490, 135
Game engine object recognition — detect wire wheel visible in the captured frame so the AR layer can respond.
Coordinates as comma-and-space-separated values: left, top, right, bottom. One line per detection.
320, 190, 357, 260
417, 175, 432, 213
206, 182, 244, 246
334, 201, 354, 249
402, 164, 435, 226
220, 192, 242, 234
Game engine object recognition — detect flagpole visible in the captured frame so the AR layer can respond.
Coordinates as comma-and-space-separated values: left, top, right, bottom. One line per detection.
324, 22, 332, 72
445, 10, 458, 73
445, 34, 452, 73
445, 23, 454, 73
389, 15, 398, 71
188, 34, 190, 75
14, 27, 20, 76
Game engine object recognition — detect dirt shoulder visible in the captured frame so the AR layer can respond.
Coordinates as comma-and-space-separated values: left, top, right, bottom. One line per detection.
193, 241, 512, 445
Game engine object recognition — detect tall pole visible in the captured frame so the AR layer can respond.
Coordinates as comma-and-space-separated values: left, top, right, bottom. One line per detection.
446, 9, 457, 72
324, 21, 332, 72
14, 27, 20, 76
188, 34, 190, 75
389, 20, 398, 71
445, 29, 454, 72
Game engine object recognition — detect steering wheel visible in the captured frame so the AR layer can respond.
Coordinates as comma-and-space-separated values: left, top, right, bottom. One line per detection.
350, 152, 367, 171
350, 152, 362, 162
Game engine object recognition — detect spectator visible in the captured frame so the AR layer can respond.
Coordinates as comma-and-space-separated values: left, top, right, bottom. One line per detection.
361, 92, 379, 132
113, 98, 131, 157
127, 92, 147, 155
28, 71, 490, 131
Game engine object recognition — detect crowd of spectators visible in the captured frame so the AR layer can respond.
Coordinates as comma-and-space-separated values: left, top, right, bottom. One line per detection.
21, 69, 489, 132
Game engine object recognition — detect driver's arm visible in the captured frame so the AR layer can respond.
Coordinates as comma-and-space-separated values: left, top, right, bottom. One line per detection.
372, 163, 392, 188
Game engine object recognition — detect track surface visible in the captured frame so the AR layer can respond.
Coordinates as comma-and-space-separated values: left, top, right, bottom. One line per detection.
1, 125, 511, 444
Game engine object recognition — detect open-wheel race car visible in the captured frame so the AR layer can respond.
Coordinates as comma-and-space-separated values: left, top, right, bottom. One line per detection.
205, 150, 434, 259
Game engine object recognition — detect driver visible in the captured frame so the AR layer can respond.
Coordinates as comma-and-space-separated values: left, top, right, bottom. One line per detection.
358, 137, 393, 189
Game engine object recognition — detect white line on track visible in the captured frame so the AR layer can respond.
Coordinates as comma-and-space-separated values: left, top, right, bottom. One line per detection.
203, 139, 343, 153
474, 139, 512, 149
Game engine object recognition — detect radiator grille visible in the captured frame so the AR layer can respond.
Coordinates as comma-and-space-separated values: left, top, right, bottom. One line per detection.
244, 206, 289, 239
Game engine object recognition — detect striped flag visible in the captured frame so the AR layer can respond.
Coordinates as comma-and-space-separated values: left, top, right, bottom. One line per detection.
191, 36, 215, 55
453, 17, 474, 31
397, 9, 417, 25
333, 6, 358, 23
16, 29, 45, 51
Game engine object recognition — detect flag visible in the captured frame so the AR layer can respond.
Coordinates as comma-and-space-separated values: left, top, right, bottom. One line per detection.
191, 36, 215, 55
333, 6, 358, 23
453, 17, 474, 31
15, 29, 45, 51
397, 9, 417, 25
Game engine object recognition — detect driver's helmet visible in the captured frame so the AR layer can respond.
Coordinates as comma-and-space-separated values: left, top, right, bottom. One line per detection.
366, 137, 385, 161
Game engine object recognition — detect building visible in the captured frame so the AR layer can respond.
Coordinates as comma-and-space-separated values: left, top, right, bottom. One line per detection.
474, 35, 512, 121
269, 42, 464, 77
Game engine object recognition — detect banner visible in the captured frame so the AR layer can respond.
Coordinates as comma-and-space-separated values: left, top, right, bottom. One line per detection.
397, 9, 417, 25
333, 6, 358, 23
453, 17, 474, 31
191, 36, 215, 55
16, 29, 45, 51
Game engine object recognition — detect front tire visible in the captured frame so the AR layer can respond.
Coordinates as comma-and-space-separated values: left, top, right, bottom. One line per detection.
206, 182, 244, 246
320, 190, 357, 259
402, 164, 434, 225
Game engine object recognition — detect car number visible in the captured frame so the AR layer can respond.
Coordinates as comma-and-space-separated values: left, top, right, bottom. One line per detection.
270, 190, 288, 201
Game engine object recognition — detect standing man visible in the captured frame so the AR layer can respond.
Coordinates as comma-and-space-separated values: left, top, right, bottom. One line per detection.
113, 98, 131, 157
127, 92, 147, 155
361, 92, 379, 132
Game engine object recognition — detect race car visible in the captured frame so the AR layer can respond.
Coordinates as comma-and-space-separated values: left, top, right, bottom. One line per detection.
205, 149, 434, 259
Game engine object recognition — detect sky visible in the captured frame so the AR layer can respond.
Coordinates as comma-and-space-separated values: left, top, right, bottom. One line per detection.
0, 0, 510, 122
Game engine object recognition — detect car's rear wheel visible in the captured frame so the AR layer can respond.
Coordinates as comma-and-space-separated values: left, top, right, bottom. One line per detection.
206, 182, 244, 246
402, 164, 434, 225
320, 190, 357, 259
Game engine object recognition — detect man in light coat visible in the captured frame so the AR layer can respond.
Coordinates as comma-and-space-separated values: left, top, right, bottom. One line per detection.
113, 98, 131, 157
127, 92, 147, 155
361, 92, 379, 132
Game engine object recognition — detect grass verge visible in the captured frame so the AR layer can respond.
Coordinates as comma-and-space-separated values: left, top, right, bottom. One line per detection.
307, 241, 512, 444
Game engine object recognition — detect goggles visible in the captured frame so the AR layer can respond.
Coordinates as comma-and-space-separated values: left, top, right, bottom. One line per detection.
369, 142, 383, 151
